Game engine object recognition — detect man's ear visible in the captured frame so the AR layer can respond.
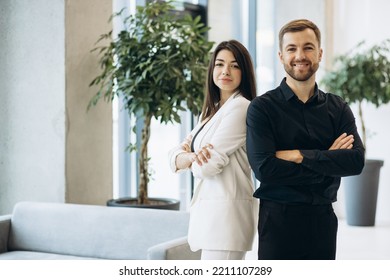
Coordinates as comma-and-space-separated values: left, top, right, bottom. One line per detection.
318, 48, 323, 62
278, 51, 283, 63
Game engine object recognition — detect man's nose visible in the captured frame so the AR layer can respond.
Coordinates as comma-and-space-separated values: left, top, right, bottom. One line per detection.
296, 49, 306, 60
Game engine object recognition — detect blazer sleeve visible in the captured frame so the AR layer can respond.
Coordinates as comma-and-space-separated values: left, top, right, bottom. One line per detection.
191, 97, 249, 179
168, 121, 203, 173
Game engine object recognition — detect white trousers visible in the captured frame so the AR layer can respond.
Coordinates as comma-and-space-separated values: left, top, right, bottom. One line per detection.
201, 250, 246, 260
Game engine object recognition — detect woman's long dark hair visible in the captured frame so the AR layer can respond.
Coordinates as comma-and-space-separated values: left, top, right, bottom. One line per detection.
201, 39, 257, 122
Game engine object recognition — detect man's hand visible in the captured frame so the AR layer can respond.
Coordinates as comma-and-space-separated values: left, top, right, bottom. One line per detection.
274, 133, 354, 165
329, 133, 354, 150
275, 150, 303, 163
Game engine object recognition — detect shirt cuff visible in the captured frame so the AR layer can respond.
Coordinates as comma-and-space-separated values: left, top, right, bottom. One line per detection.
300, 149, 319, 168
169, 149, 188, 173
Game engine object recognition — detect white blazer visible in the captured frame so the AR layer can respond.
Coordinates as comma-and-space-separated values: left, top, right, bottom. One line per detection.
169, 93, 259, 252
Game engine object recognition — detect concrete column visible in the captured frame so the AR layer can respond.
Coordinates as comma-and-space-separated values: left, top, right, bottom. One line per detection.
65, 0, 113, 205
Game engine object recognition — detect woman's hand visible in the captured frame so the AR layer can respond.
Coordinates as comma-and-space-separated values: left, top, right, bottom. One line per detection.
194, 144, 213, 166
180, 135, 192, 152
176, 136, 213, 168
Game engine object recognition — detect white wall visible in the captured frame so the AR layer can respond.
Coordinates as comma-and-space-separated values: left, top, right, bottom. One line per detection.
0, 0, 66, 214
0, 0, 113, 215
331, 0, 390, 223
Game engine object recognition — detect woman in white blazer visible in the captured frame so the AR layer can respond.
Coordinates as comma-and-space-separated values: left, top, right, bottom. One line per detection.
169, 40, 259, 260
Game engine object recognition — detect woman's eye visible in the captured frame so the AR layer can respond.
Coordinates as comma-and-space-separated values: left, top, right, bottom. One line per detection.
215, 63, 223, 67
231, 64, 240, 69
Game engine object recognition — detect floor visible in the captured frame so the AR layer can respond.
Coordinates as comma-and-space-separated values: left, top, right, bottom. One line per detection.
246, 219, 390, 260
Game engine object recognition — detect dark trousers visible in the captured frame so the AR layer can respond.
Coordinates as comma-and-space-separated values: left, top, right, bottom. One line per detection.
258, 200, 338, 260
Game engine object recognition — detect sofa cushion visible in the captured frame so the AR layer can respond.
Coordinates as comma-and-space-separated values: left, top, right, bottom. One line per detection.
8, 202, 190, 259
0, 215, 11, 253
0, 250, 99, 260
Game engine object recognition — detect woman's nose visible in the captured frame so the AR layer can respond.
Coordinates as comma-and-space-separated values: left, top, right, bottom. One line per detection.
222, 66, 230, 75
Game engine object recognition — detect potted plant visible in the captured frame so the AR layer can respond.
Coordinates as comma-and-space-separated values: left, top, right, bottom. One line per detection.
321, 39, 390, 225
88, 0, 213, 209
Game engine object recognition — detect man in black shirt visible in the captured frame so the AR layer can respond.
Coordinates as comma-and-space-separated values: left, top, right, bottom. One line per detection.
246, 19, 365, 260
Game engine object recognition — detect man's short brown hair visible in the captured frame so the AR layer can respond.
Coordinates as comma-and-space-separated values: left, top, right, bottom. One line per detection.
278, 19, 321, 51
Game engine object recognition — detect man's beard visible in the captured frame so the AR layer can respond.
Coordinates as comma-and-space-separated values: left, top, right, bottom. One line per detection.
284, 60, 319, 82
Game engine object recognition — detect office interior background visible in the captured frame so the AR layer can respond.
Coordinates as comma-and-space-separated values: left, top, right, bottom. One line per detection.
1, 0, 390, 230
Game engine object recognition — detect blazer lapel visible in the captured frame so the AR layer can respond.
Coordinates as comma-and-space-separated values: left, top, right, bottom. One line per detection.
193, 93, 240, 150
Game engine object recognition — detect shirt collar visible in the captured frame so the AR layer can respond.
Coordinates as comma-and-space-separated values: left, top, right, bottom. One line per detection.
280, 78, 320, 103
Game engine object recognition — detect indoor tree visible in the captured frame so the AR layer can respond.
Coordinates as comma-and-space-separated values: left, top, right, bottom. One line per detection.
321, 39, 390, 149
89, 0, 213, 205
321, 39, 390, 226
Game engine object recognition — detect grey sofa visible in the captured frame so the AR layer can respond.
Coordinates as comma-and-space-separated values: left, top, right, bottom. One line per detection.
0, 201, 200, 260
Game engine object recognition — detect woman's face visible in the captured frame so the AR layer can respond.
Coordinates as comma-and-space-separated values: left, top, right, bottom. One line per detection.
213, 49, 242, 95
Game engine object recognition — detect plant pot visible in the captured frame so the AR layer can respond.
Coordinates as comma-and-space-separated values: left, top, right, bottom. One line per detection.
343, 159, 384, 226
106, 197, 180, 210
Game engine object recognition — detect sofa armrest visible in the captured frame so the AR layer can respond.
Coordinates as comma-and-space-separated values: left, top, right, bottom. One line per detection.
0, 215, 12, 253
147, 236, 201, 260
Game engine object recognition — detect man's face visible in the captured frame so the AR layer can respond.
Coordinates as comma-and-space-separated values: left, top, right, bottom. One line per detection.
278, 28, 323, 82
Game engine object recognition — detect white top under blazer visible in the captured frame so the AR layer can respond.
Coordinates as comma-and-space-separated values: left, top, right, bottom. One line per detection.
169, 92, 259, 252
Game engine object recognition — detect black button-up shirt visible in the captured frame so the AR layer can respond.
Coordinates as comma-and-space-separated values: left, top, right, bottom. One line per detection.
246, 78, 365, 205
